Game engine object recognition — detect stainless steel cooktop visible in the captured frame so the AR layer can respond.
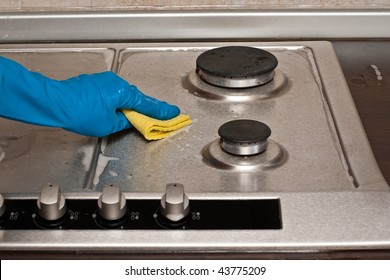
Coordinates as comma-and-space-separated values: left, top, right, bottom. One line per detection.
0, 41, 389, 254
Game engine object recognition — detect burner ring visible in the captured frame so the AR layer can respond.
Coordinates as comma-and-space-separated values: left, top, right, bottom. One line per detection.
218, 120, 271, 156
219, 139, 269, 157
202, 139, 287, 172
182, 69, 289, 102
196, 46, 278, 88
196, 68, 275, 89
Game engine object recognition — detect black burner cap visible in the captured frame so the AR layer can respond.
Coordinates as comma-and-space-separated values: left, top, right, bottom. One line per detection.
196, 46, 278, 78
218, 120, 271, 144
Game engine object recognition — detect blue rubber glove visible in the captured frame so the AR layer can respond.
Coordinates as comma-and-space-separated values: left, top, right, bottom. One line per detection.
0, 56, 180, 137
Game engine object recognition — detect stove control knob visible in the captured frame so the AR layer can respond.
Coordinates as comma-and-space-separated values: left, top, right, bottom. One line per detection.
37, 183, 67, 221
97, 184, 127, 221
160, 183, 190, 222
0, 194, 5, 218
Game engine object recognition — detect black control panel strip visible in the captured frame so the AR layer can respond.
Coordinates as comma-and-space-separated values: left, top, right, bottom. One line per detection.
0, 199, 282, 230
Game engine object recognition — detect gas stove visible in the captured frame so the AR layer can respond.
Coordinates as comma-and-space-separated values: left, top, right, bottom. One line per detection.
0, 41, 389, 255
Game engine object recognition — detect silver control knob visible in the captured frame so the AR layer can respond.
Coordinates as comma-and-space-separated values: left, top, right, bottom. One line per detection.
97, 184, 127, 221
0, 194, 5, 218
160, 183, 190, 222
37, 183, 67, 221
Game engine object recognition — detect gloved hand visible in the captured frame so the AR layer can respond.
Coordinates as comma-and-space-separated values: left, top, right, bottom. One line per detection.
0, 56, 180, 137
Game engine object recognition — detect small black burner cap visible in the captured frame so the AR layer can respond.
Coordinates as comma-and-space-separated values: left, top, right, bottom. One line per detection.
218, 120, 271, 144
218, 120, 272, 156
196, 46, 278, 78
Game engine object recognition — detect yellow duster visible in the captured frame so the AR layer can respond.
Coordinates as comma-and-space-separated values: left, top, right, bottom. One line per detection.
123, 110, 192, 140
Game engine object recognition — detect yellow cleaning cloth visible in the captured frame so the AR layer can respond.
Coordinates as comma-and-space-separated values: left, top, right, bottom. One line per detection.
123, 110, 192, 140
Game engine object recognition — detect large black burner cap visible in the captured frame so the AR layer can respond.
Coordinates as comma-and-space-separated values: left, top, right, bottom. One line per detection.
196, 46, 278, 78
218, 119, 271, 144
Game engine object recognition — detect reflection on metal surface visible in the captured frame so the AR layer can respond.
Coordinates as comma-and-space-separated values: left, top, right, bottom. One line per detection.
0, 133, 35, 162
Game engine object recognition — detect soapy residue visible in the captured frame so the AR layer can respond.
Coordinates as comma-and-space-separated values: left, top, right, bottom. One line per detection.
79, 144, 119, 187
0, 133, 34, 162
100, 137, 108, 153
0, 149, 5, 163
79, 145, 94, 172
370, 65, 383, 81
93, 154, 119, 186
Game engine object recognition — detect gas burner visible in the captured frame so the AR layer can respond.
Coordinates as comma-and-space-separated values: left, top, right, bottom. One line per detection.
182, 47, 288, 101
196, 46, 278, 88
218, 120, 271, 156
202, 120, 287, 171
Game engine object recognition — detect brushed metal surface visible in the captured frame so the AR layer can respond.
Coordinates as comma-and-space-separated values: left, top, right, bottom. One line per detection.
95, 42, 386, 193
333, 41, 390, 185
0, 10, 389, 42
